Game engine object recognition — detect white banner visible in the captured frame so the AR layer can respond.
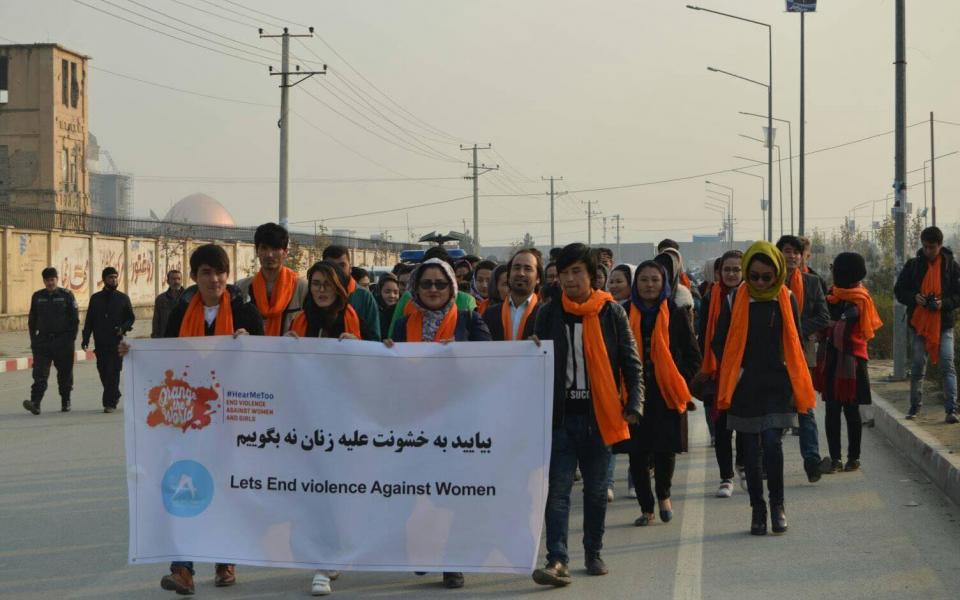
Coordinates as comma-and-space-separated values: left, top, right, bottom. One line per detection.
124, 336, 554, 574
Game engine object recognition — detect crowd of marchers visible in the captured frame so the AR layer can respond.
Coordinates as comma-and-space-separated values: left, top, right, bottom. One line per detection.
23, 221, 960, 596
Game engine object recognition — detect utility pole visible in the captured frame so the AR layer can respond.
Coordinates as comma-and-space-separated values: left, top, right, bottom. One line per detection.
260, 27, 326, 229
892, 0, 907, 379
930, 111, 937, 226
542, 176, 567, 248
461, 144, 497, 255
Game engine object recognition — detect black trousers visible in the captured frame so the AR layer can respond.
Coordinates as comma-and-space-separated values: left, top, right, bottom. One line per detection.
825, 400, 862, 462
31, 344, 74, 406
95, 348, 123, 408
628, 447, 676, 514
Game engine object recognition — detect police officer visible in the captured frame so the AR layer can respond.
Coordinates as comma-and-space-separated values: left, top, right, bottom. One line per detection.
82, 267, 135, 413
23, 267, 79, 415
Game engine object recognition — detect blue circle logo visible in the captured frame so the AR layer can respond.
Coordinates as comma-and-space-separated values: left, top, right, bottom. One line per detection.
161, 460, 214, 518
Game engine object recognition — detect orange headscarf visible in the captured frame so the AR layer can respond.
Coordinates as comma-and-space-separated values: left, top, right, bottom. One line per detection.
289, 304, 362, 338
700, 281, 723, 378
501, 294, 539, 341
629, 301, 691, 413
827, 284, 883, 341
910, 255, 942, 364
406, 307, 458, 342
561, 290, 630, 445
251, 267, 298, 336
787, 268, 805, 316
179, 291, 234, 337
716, 283, 815, 413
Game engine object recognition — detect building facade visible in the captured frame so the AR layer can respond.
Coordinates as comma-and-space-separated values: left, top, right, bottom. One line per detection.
0, 44, 90, 226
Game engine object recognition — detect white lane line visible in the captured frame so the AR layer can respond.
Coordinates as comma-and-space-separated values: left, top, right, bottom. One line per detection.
673, 415, 708, 600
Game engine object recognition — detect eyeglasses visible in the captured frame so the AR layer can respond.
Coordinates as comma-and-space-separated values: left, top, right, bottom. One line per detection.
748, 272, 774, 283
418, 279, 450, 291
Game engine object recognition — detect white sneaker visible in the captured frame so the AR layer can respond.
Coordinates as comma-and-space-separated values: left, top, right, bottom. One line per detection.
312, 572, 332, 596
716, 479, 734, 498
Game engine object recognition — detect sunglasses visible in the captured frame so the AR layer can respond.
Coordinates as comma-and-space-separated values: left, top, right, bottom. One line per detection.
748, 272, 775, 283
418, 279, 451, 291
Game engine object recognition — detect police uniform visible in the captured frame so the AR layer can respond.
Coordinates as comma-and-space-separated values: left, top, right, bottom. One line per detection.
28, 287, 79, 410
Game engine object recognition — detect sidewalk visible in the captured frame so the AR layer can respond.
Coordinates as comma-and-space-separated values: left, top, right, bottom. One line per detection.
0, 320, 151, 372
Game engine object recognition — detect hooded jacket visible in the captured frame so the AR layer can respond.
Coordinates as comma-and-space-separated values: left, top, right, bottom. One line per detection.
894, 246, 960, 331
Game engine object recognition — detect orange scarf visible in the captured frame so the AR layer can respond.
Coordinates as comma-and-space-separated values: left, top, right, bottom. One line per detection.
290, 304, 362, 338
787, 268, 805, 317
501, 294, 539, 341
716, 284, 815, 413
406, 306, 458, 342
827, 284, 883, 341
910, 254, 942, 363
700, 282, 723, 378
629, 301, 691, 413
561, 290, 629, 445
477, 298, 490, 316
179, 291, 234, 337
251, 267, 298, 336
347, 277, 357, 295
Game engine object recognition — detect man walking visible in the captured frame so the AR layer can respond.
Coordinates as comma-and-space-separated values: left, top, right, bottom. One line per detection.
151, 269, 183, 338
82, 267, 135, 413
895, 226, 960, 423
236, 223, 307, 336
531, 243, 643, 586
22, 267, 79, 415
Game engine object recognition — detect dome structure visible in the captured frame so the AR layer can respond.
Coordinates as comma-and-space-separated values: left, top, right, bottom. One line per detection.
163, 193, 236, 227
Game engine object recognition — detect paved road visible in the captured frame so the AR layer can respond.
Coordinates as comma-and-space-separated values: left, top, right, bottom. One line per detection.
2, 364, 959, 599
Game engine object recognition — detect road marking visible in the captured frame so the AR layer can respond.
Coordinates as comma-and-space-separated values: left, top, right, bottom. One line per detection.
673, 416, 707, 600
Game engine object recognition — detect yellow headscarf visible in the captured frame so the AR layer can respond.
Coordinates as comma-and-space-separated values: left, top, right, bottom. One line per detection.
742, 241, 786, 301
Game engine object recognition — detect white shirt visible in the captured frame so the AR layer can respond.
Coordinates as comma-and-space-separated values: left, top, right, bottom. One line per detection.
203, 305, 219, 327
508, 294, 535, 340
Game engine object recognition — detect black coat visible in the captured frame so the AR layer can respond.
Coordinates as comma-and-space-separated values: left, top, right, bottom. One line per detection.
29, 287, 79, 349
83, 288, 135, 349
533, 298, 644, 428
392, 309, 491, 342
482, 300, 541, 341
894, 247, 960, 331
164, 285, 264, 337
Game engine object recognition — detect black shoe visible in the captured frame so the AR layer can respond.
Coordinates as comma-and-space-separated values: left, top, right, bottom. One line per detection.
61, 401, 71, 412
532, 561, 572, 587
770, 504, 788, 534
22, 400, 40, 415
750, 505, 767, 536
844, 459, 861, 472
804, 458, 822, 483
585, 555, 608, 576
442, 572, 464, 589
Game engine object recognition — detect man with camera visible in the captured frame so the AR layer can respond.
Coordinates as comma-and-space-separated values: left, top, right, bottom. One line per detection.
895, 226, 960, 423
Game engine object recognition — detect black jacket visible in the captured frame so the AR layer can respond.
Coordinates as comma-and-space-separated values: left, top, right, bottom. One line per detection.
482, 299, 541, 341
392, 309, 491, 342
164, 285, 264, 338
29, 287, 79, 348
151, 287, 183, 338
533, 297, 644, 428
894, 247, 960, 331
83, 288, 135, 349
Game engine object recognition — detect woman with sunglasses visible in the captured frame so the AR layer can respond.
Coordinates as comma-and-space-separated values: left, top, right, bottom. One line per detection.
625, 260, 701, 527
712, 241, 816, 536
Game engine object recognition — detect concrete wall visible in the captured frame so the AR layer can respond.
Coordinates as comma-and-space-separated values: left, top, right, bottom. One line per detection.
0, 227, 400, 330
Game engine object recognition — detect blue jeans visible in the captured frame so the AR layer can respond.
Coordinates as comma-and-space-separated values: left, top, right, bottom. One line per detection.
910, 328, 958, 414
545, 414, 610, 565
742, 428, 785, 508
797, 408, 822, 466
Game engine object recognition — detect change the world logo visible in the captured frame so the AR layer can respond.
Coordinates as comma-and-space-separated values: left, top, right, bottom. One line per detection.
161, 460, 214, 517
147, 369, 220, 432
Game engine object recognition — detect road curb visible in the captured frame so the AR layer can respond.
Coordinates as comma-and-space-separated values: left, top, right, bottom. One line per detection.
869, 391, 960, 507
0, 350, 95, 373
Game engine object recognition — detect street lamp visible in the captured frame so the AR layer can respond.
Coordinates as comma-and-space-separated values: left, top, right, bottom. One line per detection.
741, 134, 785, 238
689, 4, 773, 249
741, 111, 794, 234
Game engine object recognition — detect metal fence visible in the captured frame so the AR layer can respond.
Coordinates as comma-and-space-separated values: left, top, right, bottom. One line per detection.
0, 205, 414, 253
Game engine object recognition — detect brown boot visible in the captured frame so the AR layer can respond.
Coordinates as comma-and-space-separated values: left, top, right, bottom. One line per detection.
214, 563, 236, 587
160, 566, 195, 595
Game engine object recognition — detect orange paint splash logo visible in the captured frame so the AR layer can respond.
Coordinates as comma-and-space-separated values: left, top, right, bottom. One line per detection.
147, 369, 220, 432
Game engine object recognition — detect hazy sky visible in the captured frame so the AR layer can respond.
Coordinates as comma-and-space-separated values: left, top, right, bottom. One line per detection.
3, 0, 959, 246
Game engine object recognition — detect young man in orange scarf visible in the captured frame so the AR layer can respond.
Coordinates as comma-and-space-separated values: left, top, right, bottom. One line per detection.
530, 243, 643, 586
482, 249, 542, 341
894, 226, 960, 423
322, 244, 382, 341
119, 244, 264, 595
776, 235, 833, 481
236, 223, 308, 337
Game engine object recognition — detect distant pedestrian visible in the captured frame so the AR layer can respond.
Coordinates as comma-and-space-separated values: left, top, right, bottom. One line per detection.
151, 269, 183, 338
82, 267, 135, 413
22, 267, 79, 415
